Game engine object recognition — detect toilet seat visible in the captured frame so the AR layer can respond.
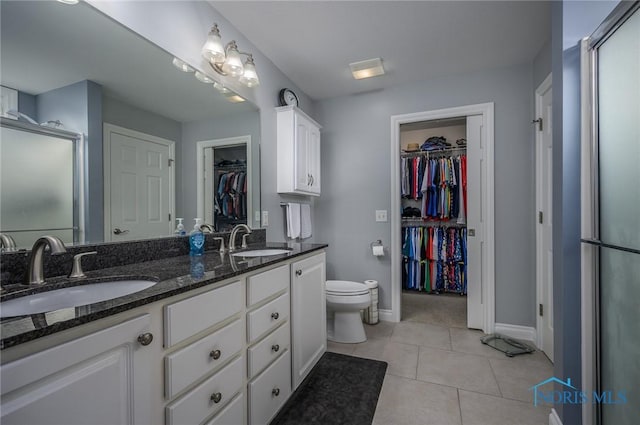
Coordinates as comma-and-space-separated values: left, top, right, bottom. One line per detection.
326, 280, 370, 296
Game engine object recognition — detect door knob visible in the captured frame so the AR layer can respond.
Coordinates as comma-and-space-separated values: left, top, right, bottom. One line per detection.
271, 344, 280, 352
209, 349, 221, 360
137, 332, 153, 346
271, 312, 279, 320
272, 388, 280, 397
210, 392, 222, 403
113, 228, 130, 235
295, 269, 302, 276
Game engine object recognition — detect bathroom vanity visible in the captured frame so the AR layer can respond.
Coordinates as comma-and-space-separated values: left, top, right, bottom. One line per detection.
0, 243, 327, 425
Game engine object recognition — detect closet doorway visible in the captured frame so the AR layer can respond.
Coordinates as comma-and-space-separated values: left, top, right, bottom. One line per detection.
390, 103, 495, 333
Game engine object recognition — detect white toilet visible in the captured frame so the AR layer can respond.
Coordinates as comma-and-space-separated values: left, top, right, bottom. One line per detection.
326, 280, 371, 343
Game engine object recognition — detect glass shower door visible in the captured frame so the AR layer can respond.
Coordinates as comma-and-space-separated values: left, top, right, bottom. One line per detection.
591, 5, 640, 424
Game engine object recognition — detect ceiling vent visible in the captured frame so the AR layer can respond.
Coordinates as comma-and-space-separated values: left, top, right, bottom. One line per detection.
349, 58, 385, 80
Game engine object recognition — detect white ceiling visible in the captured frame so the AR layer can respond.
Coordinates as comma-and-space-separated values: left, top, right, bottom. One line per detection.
212, 1, 551, 101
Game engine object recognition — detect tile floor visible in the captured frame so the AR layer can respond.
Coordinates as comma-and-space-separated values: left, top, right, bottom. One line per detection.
327, 292, 554, 425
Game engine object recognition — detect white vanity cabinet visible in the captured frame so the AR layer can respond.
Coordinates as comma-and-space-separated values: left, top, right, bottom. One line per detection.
163, 281, 244, 425
245, 264, 292, 424
0, 314, 153, 425
291, 252, 327, 389
276, 105, 322, 196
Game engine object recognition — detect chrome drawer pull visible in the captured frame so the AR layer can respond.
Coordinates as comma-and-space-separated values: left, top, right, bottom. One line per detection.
210, 392, 222, 403
271, 312, 279, 320
137, 333, 153, 346
272, 388, 280, 397
209, 349, 221, 360
271, 344, 280, 352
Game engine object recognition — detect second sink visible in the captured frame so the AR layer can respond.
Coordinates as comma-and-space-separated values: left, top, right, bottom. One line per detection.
0, 279, 158, 318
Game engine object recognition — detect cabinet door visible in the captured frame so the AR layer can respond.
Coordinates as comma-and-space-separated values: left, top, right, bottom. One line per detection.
291, 253, 326, 389
294, 113, 311, 192
307, 125, 321, 195
0, 315, 152, 425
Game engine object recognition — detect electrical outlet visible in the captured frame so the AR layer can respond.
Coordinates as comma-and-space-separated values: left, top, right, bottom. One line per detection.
262, 210, 269, 227
375, 210, 388, 222
255, 211, 261, 223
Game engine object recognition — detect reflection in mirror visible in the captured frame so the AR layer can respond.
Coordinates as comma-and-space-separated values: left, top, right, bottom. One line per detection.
0, 0, 260, 250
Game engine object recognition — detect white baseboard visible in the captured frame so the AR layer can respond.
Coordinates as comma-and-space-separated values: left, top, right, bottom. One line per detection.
494, 323, 537, 345
378, 309, 396, 322
549, 408, 562, 425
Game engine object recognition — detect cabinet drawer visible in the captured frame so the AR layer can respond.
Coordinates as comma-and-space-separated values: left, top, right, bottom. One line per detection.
247, 292, 290, 343
164, 281, 241, 347
166, 356, 242, 425
165, 319, 242, 398
205, 393, 244, 425
247, 322, 290, 379
248, 350, 291, 425
247, 264, 289, 306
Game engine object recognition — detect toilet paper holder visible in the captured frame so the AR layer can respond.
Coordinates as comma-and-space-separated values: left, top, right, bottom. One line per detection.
370, 239, 384, 256
370, 239, 383, 248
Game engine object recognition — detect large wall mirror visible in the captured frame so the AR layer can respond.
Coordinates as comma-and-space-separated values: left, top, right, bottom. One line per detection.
0, 0, 261, 250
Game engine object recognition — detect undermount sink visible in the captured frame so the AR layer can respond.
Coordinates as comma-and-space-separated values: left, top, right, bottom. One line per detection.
0, 279, 158, 318
231, 249, 292, 258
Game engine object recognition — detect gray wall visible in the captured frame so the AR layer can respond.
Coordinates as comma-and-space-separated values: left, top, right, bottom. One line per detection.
314, 63, 536, 326
180, 110, 260, 223
553, 2, 619, 424
86, 0, 316, 243
533, 39, 552, 90
17, 91, 36, 119
36, 80, 103, 242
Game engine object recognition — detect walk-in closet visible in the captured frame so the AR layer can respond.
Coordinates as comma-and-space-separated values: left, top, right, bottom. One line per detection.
207, 145, 248, 232
399, 117, 470, 326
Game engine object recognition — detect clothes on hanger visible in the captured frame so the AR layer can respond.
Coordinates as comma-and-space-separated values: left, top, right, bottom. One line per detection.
216, 171, 247, 219
402, 225, 467, 294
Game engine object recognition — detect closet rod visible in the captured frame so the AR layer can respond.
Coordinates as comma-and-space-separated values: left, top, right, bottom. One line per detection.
401, 146, 467, 158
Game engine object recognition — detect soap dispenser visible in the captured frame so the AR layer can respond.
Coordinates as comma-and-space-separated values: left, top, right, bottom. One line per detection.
189, 218, 205, 256
174, 218, 186, 236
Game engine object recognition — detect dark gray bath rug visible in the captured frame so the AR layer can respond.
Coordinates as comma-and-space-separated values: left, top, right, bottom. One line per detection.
270, 351, 388, 425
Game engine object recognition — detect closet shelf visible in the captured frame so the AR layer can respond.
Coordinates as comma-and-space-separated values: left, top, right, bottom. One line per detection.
401, 218, 466, 228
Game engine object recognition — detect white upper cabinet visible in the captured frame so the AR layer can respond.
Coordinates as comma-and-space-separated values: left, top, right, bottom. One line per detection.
276, 106, 322, 196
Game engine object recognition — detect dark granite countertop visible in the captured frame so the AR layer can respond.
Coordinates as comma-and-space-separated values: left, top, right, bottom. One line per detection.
0, 242, 327, 350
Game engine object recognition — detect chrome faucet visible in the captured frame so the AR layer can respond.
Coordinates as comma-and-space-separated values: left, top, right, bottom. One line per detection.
26, 236, 67, 285
200, 223, 215, 233
228, 224, 252, 252
0, 233, 17, 252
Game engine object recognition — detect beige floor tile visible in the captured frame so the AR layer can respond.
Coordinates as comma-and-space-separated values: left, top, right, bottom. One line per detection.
402, 292, 467, 328
364, 321, 396, 340
391, 321, 452, 350
326, 340, 355, 355
373, 375, 462, 425
416, 346, 501, 396
458, 389, 550, 425
489, 357, 554, 403
353, 339, 419, 379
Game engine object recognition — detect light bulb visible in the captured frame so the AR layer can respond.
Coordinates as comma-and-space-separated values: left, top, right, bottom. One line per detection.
239, 56, 260, 87
221, 42, 244, 77
201, 25, 225, 64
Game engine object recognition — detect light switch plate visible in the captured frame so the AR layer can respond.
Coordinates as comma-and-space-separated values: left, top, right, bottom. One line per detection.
375, 210, 388, 222
262, 211, 269, 226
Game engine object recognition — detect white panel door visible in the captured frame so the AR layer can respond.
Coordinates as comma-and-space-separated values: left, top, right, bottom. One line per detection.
466, 115, 484, 330
105, 124, 174, 241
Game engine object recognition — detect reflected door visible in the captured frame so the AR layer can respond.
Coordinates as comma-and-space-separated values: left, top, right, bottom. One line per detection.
105, 124, 174, 242
590, 6, 640, 425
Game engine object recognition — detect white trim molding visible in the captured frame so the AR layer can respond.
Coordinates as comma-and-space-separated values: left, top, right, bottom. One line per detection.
378, 309, 394, 322
389, 103, 495, 334
196, 135, 254, 227
494, 323, 537, 345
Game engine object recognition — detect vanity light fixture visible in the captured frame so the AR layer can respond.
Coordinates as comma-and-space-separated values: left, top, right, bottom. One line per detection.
225, 94, 246, 103
201, 23, 260, 87
213, 82, 231, 94
349, 58, 385, 80
172, 57, 194, 73
195, 71, 214, 84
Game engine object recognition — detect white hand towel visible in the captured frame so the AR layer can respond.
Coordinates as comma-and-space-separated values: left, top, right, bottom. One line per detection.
286, 203, 301, 239
300, 204, 312, 239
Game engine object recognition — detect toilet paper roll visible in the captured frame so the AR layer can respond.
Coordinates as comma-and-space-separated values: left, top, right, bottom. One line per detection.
372, 245, 384, 256
364, 280, 378, 288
